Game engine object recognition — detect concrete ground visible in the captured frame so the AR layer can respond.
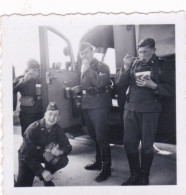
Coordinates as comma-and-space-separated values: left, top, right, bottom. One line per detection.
14, 125, 176, 186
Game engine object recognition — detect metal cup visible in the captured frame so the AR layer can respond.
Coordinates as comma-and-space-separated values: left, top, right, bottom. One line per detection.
65, 87, 72, 98
36, 84, 41, 96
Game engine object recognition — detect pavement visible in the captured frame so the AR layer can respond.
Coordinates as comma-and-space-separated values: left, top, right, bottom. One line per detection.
14, 125, 176, 186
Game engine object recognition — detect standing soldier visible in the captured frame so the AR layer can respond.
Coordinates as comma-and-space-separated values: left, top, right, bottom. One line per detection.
73, 42, 112, 182
115, 38, 175, 185
15, 102, 72, 187
13, 59, 44, 136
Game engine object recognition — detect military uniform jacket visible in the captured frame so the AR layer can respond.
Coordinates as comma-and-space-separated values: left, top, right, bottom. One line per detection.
13, 75, 43, 113
19, 118, 72, 176
81, 58, 112, 109
115, 54, 175, 112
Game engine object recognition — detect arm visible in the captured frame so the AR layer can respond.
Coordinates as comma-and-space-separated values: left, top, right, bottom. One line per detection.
154, 62, 175, 97
13, 76, 24, 94
56, 127, 72, 155
114, 67, 130, 88
20, 125, 45, 176
115, 55, 136, 88
136, 61, 175, 97
84, 64, 110, 88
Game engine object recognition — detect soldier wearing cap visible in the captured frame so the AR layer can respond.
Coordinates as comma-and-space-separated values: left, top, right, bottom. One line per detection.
72, 42, 112, 182
115, 38, 175, 185
15, 102, 72, 187
13, 59, 44, 136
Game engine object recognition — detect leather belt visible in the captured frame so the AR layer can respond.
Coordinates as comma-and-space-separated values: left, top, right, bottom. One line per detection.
82, 87, 108, 96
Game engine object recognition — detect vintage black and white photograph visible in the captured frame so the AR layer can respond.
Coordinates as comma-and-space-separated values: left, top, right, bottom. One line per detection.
1, 13, 185, 195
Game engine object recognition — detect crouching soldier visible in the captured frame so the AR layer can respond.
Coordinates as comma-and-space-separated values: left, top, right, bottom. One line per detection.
15, 102, 72, 187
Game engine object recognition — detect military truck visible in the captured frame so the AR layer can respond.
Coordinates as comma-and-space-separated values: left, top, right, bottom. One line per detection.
38, 24, 176, 144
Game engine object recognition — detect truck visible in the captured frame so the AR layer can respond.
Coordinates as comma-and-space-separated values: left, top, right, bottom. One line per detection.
38, 24, 176, 144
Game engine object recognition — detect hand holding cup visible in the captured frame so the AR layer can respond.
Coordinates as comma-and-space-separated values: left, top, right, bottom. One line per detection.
123, 54, 136, 70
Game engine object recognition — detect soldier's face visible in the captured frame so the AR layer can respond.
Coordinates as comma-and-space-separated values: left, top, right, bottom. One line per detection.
138, 46, 156, 63
44, 110, 60, 127
27, 68, 39, 79
79, 47, 94, 62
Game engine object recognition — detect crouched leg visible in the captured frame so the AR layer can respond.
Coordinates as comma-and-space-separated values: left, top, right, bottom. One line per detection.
45, 154, 69, 174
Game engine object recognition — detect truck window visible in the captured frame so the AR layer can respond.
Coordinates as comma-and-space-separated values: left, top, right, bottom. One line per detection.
48, 31, 71, 70
103, 48, 116, 75
94, 53, 104, 61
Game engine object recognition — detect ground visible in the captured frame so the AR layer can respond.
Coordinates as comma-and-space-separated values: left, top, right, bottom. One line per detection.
14, 125, 176, 186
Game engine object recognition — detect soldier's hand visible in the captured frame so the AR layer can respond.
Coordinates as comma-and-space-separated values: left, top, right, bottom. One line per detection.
51, 145, 63, 156
23, 72, 35, 82
71, 86, 82, 94
81, 59, 90, 73
42, 170, 52, 182
136, 78, 158, 89
123, 54, 135, 70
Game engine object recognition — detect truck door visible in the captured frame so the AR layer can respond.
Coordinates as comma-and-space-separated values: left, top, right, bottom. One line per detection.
39, 26, 81, 129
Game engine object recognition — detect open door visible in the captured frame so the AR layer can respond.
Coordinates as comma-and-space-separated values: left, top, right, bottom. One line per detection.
39, 26, 81, 129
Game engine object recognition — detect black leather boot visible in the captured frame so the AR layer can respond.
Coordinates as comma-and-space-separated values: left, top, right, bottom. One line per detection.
138, 177, 149, 185
121, 152, 140, 186
95, 146, 111, 182
39, 175, 55, 187
84, 144, 102, 170
138, 152, 154, 185
43, 180, 55, 186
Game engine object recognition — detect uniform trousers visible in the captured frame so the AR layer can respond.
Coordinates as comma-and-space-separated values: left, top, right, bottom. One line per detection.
123, 110, 160, 155
15, 153, 69, 187
82, 108, 109, 148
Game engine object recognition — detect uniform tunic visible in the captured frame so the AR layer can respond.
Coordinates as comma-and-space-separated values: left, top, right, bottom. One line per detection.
115, 54, 175, 154
16, 118, 72, 187
13, 76, 44, 136
81, 58, 111, 146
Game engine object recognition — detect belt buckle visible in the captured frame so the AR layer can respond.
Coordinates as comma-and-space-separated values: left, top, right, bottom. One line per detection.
82, 90, 86, 95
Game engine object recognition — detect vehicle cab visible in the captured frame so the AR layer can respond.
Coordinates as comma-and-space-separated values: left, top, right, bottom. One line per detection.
39, 25, 176, 144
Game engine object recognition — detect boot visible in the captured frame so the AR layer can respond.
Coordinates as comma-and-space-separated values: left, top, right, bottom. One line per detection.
138, 152, 154, 185
39, 175, 55, 187
121, 152, 140, 186
84, 144, 102, 170
95, 146, 111, 182
43, 180, 55, 186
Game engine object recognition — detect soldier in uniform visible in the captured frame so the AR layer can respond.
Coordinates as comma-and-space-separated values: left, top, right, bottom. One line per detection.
13, 59, 44, 136
115, 38, 175, 185
73, 42, 112, 182
15, 102, 72, 187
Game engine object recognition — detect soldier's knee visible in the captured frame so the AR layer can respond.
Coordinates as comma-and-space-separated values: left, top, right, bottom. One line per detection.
54, 155, 69, 170
141, 146, 154, 155
46, 155, 69, 173
59, 155, 69, 168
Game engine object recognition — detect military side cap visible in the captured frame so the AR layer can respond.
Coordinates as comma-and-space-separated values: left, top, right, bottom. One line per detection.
46, 102, 59, 111
27, 58, 40, 70
79, 42, 94, 51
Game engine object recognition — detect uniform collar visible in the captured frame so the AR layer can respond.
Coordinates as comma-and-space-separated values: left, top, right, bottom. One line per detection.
149, 54, 158, 64
139, 54, 158, 66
